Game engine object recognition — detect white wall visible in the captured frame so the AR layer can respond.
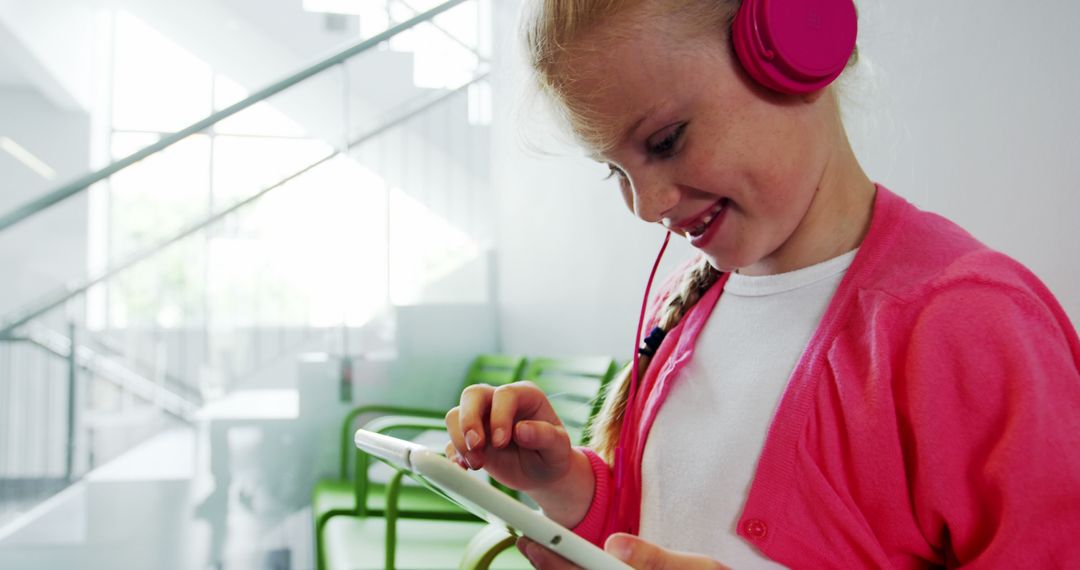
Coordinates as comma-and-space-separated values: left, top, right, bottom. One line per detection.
0, 0, 98, 111
490, 0, 1080, 360
0, 86, 90, 317
845, 0, 1080, 327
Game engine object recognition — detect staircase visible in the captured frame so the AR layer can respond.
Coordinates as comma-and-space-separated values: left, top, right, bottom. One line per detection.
0, 1, 494, 566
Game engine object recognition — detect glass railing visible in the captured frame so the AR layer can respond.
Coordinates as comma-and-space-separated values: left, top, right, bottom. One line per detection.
0, 0, 493, 554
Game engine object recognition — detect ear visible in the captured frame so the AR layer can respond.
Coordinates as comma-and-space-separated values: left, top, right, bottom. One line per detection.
801, 86, 829, 104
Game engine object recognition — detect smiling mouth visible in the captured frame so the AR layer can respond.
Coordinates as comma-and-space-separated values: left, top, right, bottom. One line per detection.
682, 199, 729, 238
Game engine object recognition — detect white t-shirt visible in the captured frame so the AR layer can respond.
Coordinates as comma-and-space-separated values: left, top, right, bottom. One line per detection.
639, 249, 858, 568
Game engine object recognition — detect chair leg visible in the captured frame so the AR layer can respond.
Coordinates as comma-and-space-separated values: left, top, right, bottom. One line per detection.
315, 508, 359, 570
384, 470, 406, 570
315, 515, 327, 570
459, 523, 518, 570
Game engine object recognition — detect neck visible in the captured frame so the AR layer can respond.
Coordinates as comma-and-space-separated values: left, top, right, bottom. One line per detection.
741, 119, 876, 277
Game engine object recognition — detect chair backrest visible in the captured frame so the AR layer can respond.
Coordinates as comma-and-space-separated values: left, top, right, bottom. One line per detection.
462, 354, 528, 389
519, 356, 618, 446
340, 354, 526, 480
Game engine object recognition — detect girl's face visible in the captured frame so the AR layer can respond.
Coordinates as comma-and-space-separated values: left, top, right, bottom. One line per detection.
560, 12, 847, 275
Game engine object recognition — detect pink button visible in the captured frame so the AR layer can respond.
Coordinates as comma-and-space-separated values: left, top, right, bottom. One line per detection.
745, 519, 768, 540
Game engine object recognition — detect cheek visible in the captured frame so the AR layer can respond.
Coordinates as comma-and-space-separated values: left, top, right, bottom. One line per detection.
748, 118, 823, 202
683, 113, 815, 218
731, 142, 812, 214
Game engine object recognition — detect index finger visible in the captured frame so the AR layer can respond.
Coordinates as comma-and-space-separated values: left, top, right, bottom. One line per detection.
457, 383, 496, 452
489, 381, 562, 449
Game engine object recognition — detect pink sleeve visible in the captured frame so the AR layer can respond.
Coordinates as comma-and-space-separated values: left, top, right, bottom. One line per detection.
567, 258, 699, 546
903, 281, 1080, 566
570, 447, 614, 547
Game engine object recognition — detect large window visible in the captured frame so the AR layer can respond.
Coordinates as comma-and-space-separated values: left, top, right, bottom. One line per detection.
90, 6, 492, 338
97, 11, 389, 330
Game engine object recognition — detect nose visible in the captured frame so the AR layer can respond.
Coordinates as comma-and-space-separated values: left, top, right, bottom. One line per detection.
625, 168, 680, 224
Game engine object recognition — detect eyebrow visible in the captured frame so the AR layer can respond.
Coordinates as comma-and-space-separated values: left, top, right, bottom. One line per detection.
588, 104, 663, 162
620, 104, 662, 145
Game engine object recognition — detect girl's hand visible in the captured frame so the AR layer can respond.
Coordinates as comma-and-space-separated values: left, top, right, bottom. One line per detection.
516, 534, 731, 570
444, 381, 574, 492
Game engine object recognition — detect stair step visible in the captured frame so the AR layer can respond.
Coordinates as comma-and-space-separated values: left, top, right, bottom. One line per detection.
85, 427, 193, 483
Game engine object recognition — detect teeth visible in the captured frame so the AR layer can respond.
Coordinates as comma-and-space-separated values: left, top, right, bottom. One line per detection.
687, 200, 726, 238
673, 200, 728, 238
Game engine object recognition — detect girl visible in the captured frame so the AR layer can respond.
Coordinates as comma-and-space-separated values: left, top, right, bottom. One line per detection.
446, 0, 1080, 567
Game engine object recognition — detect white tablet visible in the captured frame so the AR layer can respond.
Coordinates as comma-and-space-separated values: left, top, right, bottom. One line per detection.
354, 428, 630, 570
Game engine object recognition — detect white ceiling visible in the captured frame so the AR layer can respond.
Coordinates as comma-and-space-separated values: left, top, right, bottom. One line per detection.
0, 49, 29, 86
0, 18, 31, 88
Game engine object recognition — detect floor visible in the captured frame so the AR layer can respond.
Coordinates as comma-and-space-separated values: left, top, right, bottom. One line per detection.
0, 427, 318, 570
0, 426, 529, 570
199, 426, 317, 570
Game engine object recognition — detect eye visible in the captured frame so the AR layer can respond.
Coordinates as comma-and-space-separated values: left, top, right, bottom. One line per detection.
646, 122, 687, 158
604, 164, 627, 180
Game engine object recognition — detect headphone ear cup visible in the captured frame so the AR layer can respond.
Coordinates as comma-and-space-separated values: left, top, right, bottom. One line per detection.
732, 0, 858, 95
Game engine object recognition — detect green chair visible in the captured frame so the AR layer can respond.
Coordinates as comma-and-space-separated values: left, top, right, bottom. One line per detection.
520, 356, 619, 448
314, 354, 527, 570
322, 355, 617, 570
322, 469, 532, 569
376, 355, 620, 570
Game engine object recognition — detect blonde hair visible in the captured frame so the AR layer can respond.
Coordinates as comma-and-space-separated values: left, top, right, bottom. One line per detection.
524, 0, 860, 152
523, 0, 739, 153
525, 0, 858, 463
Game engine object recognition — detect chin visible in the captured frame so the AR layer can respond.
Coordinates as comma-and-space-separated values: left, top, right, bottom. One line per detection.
701, 253, 736, 274
695, 248, 756, 275
700, 240, 773, 275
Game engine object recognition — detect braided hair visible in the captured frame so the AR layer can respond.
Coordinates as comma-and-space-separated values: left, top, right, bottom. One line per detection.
588, 256, 722, 463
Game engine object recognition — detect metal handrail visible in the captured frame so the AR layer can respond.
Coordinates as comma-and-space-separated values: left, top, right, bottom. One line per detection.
0, 73, 488, 339
391, 0, 488, 63
17, 327, 199, 422
74, 330, 204, 405
0, 0, 469, 234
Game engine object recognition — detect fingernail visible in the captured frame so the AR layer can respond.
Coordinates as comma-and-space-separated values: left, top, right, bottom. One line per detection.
451, 453, 466, 469
492, 428, 506, 447
608, 537, 633, 561
463, 453, 475, 470
465, 430, 480, 451
516, 423, 532, 442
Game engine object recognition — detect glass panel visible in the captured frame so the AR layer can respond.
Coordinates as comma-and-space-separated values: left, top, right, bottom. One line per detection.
107, 234, 206, 328
211, 135, 333, 207
108, 133, 210, 259
432, 0, 479, 47
206, 156, 388, 327
388, 186, 484, 305
389, 21, 480, 89
302, 0, 385, 17
111, 11, 212, 132
213, 75, 309, 138
107, 134, 210, 328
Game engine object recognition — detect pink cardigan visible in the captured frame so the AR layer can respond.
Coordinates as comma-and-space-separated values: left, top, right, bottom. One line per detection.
573, 186, 1080, 568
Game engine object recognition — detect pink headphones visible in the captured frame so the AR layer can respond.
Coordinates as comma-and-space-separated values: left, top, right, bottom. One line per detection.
732, 0, 858, 95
